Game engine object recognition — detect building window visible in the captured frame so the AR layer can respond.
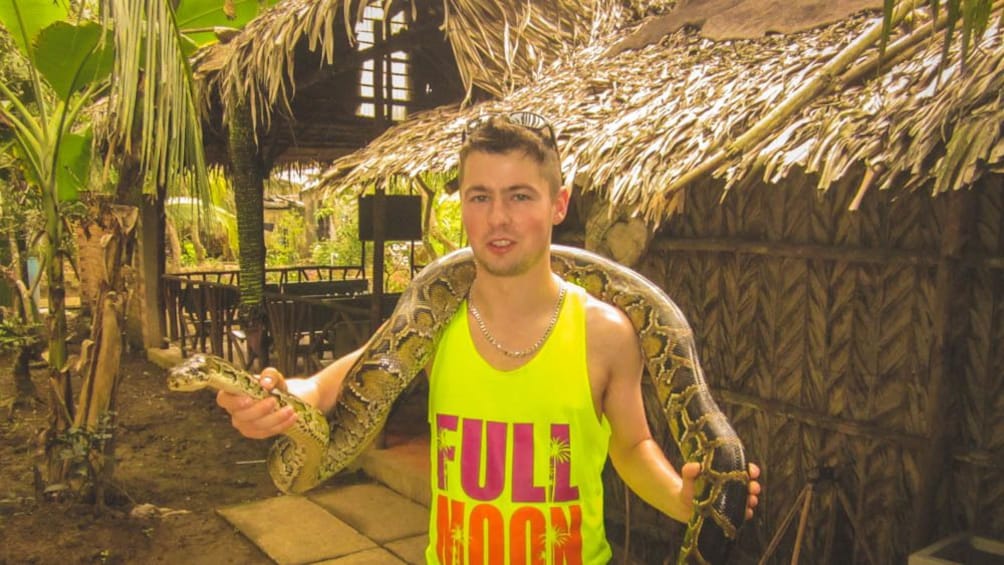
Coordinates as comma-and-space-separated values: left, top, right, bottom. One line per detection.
355, 3, 411, 121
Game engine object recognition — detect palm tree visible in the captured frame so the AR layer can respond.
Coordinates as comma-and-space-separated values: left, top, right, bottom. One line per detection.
547, 435, 572, 503
450, 524, 465, 565
0, 2, 115, 495
437, 426, 456, 488
226, 97, 269, 358
540, 525, 571, 565
0, 0, 272, 502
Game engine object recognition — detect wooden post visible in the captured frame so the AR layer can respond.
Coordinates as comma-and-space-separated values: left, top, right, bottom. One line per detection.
369, 188, 388, 449
139, 188, 166, 348
370, 188, 386, 335
911, 189, 973, 548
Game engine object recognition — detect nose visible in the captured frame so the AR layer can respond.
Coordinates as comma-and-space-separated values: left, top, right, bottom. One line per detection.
487, 199, 510, 227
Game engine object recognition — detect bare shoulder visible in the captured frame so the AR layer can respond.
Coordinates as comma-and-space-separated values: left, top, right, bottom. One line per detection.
582, 293, 643, 409
583, 293, 640, 355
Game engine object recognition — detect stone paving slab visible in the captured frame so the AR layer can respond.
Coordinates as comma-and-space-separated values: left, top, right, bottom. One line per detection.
385, 534, 428, 564
311, 547, 407, 564
217, 494, 375, 565
311, 483, 428, 544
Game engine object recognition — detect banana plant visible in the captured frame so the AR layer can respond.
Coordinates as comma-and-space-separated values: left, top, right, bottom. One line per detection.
0, 0, 276, 501
0, 1, 114, 459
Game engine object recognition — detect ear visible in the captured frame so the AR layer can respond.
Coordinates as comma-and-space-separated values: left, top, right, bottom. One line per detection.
552, 185, 571, 225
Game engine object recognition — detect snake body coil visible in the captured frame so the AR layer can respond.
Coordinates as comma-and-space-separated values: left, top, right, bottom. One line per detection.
168, 244, 748, 564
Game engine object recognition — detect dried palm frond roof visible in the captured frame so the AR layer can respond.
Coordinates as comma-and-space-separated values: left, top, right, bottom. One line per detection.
317, 7, 1004, 222
193, 0, 377, 127
440, 0, 627, 100
192, 0, 634, 129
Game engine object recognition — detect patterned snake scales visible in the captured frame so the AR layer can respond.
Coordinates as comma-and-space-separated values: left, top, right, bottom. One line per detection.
167, 245, 749, 564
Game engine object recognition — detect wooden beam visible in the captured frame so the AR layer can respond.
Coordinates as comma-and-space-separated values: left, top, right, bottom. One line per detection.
712, 388, 928, 450
293, 24, 443, 92
911, 189, 973, 548
652, 237, 1003, 269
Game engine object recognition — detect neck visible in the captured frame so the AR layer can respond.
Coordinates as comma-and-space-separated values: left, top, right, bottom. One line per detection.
469, 260, 560, 319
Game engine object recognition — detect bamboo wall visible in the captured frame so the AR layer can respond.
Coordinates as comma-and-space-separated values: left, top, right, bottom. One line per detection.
604, 171, 1003, 563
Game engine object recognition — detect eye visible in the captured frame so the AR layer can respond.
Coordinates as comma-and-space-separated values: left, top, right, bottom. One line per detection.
512, 192, 532, 201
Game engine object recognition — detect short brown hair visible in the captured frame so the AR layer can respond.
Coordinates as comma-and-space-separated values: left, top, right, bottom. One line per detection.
458, 115, 562, 195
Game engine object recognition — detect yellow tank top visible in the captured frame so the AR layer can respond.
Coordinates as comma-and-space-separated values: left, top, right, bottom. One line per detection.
426, 283, 612, 565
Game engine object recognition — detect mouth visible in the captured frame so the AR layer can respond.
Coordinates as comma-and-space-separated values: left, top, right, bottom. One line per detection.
487, 238, 514, 251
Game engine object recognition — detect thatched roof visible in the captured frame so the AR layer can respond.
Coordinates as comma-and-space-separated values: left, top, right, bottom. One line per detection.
193, 0, 633, 129
316, 4, 1004, 222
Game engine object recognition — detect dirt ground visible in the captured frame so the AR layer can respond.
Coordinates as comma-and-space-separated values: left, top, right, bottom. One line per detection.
0, 349, 291, 565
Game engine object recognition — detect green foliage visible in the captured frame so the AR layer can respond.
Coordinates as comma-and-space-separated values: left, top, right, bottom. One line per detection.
174, 0, 280, 49
102, 0, 277, 200
0, 26, 31, 101
180, 240, 198, 266
310, 194, 362, 267
310, 238, 362, 267
0, 148, 41, 237
54, 129, 92, 201
883, 0, 999, 67
429, 190, 463, 254
0, 0, 68, 56
310, 173, 464, 293
265, 210, 308, 267
165, 195, 239, 259
0, 3, 107, 206
0, 316, 42, 351
33, 20, 113, 101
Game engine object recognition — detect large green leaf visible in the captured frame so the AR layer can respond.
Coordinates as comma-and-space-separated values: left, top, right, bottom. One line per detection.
0, 0, 67, 59
33, 21, 114, 101
55, 130, 90, 202
174, 0, 279, 48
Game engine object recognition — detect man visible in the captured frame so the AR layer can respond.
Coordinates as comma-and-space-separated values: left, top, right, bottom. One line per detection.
218, 113, 760, 563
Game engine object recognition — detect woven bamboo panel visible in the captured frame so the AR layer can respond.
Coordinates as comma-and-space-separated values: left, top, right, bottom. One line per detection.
634, 175, 982, 563
953, 178, 1004, 538
603, 172, 1004, 562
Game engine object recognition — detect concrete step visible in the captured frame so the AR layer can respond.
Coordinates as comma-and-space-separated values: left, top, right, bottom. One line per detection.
359, 434, 431, 509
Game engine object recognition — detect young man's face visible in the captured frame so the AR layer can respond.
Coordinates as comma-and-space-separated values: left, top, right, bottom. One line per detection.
459, 150, 568, 278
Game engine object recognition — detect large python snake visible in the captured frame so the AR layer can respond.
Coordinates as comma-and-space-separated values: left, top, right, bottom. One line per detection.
167, 244, 748, 564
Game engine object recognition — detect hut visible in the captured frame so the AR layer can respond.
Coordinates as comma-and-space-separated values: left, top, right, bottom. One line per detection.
316, 1, 1004, 563
144, 0, 635, 366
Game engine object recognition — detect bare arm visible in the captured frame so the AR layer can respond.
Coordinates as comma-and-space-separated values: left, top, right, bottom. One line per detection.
592, 300, 761, 522
216, 346, 365, 439
590, 302, 694, 522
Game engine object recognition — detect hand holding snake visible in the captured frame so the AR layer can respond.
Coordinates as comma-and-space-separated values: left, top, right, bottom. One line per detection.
169, 244, 753, 564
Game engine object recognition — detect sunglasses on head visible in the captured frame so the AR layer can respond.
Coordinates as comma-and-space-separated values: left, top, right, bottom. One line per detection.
462, 111, 558, 150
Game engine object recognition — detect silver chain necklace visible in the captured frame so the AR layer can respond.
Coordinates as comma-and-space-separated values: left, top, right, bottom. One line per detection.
468, 283, 567, 358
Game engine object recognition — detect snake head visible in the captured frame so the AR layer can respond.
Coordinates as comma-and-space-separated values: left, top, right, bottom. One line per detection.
166, 353, 215, 392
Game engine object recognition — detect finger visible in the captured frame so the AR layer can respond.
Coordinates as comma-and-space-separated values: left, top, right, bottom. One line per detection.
681, 461, 701, 480
748, 480, 762, 495
216, 389, 253, 412
247, 406, 297, 437
748, 462, 761, 479
258, 367, 287, 393
231, 404, 296, 438
230, 397, 281, 424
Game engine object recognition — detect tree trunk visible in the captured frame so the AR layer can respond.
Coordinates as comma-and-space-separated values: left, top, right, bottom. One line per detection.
37, 174, 73, 499
72, 204, 137, 508
165, 218, 182, 272
227, 98, 269, 367
189, 222, 206, 263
